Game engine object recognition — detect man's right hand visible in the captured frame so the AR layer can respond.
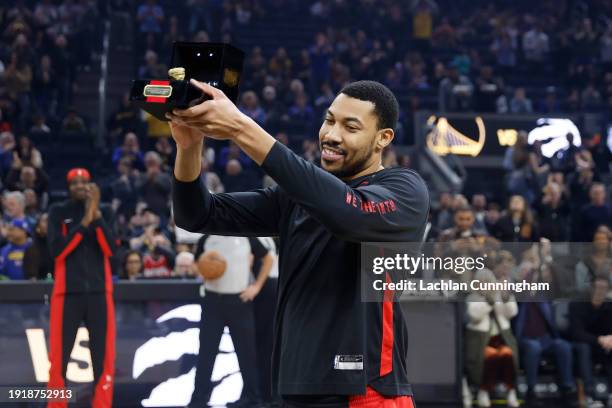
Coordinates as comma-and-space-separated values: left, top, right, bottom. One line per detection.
170, 121, 204, 182
169, 121, 204, 151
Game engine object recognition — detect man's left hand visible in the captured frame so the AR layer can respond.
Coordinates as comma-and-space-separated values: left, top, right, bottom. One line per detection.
166, 79, 247, 141
240, 284, 261, 302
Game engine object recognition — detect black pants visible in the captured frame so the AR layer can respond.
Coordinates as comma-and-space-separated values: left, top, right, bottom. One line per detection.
253, 277, 278, 402
190, 291, 261, 406
48, 292, 115, 408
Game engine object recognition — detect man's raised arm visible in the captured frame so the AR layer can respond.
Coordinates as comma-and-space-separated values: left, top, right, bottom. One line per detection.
170, 121, 281, 237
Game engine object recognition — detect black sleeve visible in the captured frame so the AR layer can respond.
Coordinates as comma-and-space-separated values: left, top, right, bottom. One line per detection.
248, 237, 269, 259
260, 142, 430, 242
569, 302, 598, 346
172, 176, 281, 236
194, 234, 209, 259
47, 203, 87, 259
91, 204, 117, 257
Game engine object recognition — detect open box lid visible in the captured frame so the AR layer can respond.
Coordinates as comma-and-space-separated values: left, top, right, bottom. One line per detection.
170, 42, 244, 101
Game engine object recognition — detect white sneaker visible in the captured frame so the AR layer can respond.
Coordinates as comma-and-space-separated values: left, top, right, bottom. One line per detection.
462, 378, 473, 408
477, 389, 491, 407
507, 388, 520, 407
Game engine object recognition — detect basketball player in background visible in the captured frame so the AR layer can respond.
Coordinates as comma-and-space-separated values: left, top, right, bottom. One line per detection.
191, 234, 274, 407
47, 168, 116, 408
169, 80, 429, 407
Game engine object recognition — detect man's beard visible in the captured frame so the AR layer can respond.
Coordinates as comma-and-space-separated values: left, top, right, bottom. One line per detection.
324, 143, 375, 179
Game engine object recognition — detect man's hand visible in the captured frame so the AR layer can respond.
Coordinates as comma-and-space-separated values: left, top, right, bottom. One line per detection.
240, 283, 261, 302
168, 79, 277, 170
166, 80, 247, 141
87, 183, 101, 211
82, 183, 101, 227
168, 121, 204, 151
597, 335, 612, 351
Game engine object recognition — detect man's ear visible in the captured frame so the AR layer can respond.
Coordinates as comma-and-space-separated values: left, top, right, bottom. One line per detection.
375, 128, 394, 152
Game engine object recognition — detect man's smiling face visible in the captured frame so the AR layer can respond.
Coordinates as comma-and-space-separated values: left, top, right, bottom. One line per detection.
318, 93, 381, 179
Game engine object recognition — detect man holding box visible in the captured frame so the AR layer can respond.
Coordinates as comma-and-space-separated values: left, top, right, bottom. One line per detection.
169, 80, 429, 407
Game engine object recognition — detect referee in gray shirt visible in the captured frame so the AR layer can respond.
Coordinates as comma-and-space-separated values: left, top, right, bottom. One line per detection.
191, 234, 274, 407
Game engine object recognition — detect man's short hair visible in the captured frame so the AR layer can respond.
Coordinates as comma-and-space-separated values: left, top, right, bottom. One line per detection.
340, 80, 399, 130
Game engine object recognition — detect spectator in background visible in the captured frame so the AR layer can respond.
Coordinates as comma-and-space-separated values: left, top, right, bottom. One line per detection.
493, 195, 539, 242
121, 250, 144, 280
222, 159, 260, 193
537, 86, 561, 113
154, 137, 174, 171
128, 206, 161, 242
0, 131, 17, 178
107, 93, 141, 147
474, 66, 504, 112
5, 165, 49, 202
61, 107, 87, 133
110, 157, 140, 221
141, 232, 174, 278
309, 32, 332, 87
137, 0, 164, 36
514, 301, 576, 406
34, 0, 59, 28
439, 206, 487, 241
218, 141, 252, 169
471, 194, 488, 233
433, 191, 454, 231
138, 49, 167, 78
536, 181, 570, 242
411, 0, 438, 46
23, 213, 50, 280
522, 23, 550, 64
260, 85, 284, 130
268, 47, 292, 80
24, 189, 41, 218
569, 277, 612, 408
465, 268, 520, 408
239, 91, 265, 125
32, 54, 57, 117
301, 138, 320, 164
577, 184, 612, 243
15, 136, 43, 169
432, 17, 457, 49
490, 29, 517, 70
438, 66, 473, 112
2, 191, 32, 226
2, 52, 32, 129
173, 251, 196, 278
112, 132, 145, 171
509, 87, 533, 113
0, 219, 31, 280
288, 92, 315, 134
201, 157, 224, 194
137, 152, 172, 218
575, 226, 612, 293
29, 114, 51, 139
581, 83, 602, 112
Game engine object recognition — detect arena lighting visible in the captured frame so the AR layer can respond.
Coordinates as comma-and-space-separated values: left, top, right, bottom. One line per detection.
527, 118, 582, 158
426, 115, 486, 157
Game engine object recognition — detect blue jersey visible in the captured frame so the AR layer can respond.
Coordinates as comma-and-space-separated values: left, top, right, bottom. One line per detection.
0, 241, 31, 280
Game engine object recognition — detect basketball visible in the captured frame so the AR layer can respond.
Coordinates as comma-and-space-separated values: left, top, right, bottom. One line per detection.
197, 250, 227, 280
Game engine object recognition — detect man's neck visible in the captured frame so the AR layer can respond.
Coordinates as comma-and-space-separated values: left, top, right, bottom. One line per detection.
342, 164, 385, 181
